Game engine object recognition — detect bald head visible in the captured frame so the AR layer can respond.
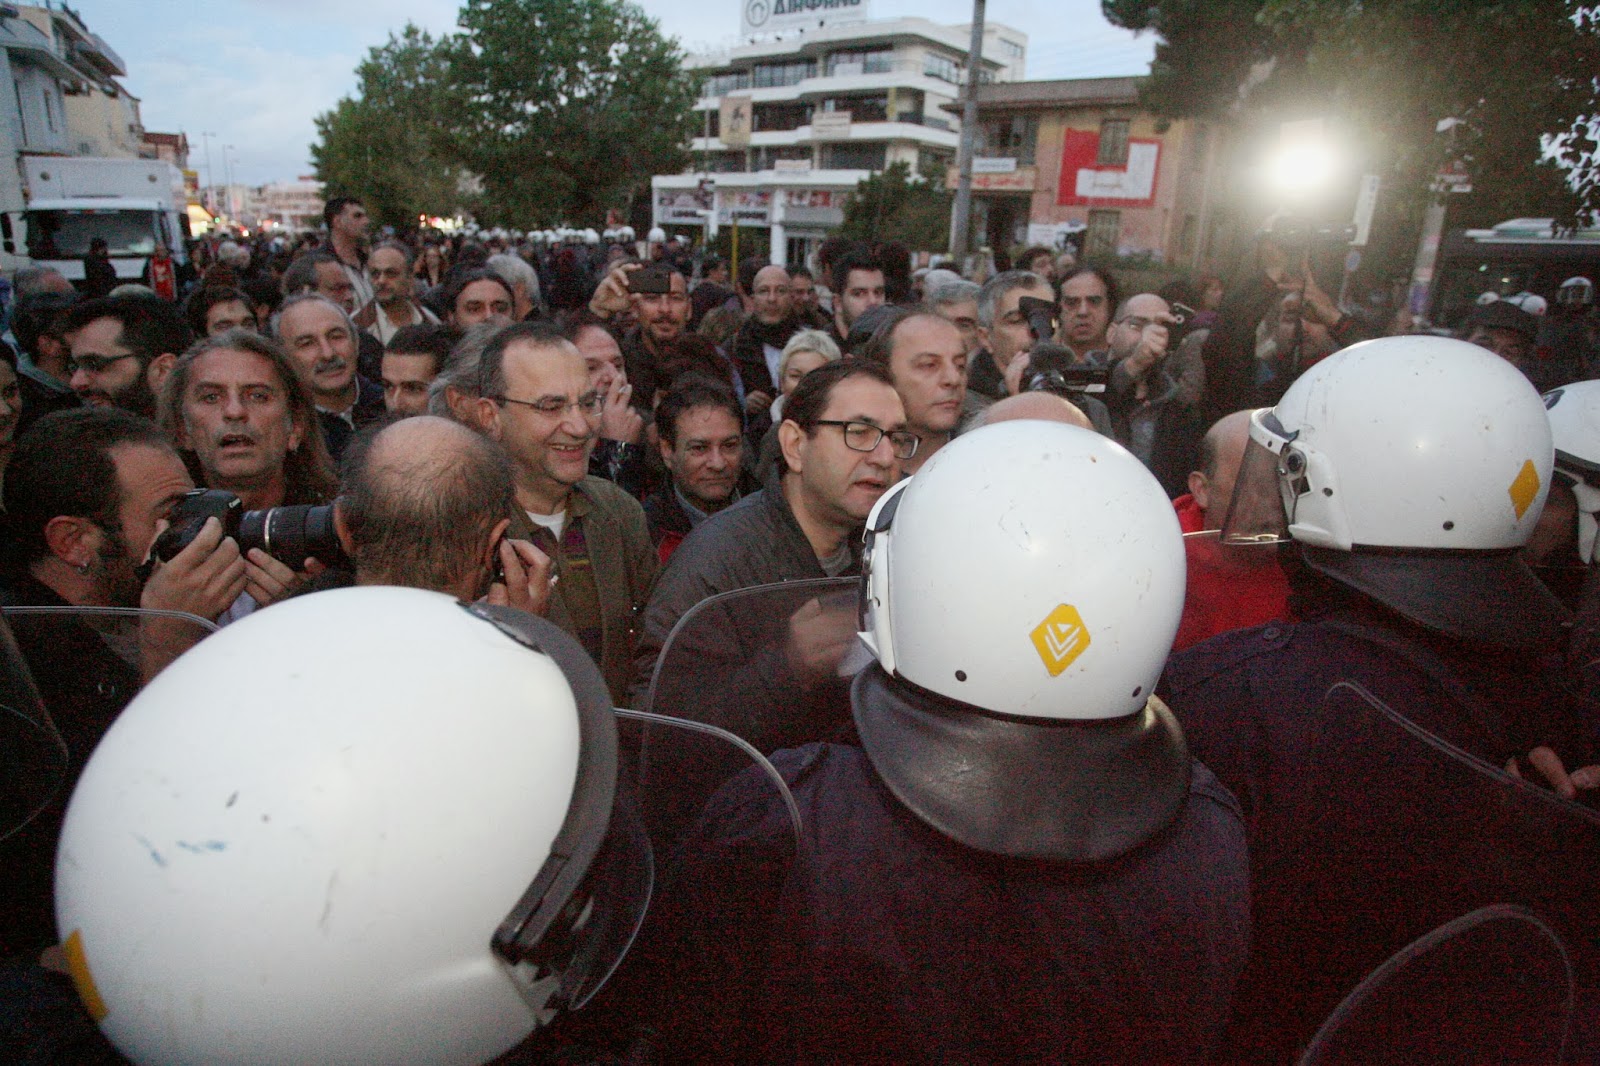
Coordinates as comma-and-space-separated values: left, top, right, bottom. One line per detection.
339, 415, 516, 595
969, 391, 1093, 431
1189, 409, 1256, 530
751, 264, 793, 325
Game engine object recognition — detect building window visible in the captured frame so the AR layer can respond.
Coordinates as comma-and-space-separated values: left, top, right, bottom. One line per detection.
827, 48, 893, 76
752, 59, 815, 89
1086, 210, 1121, 259
982, 115, 1037, 165
754, 101, 811, 132
924, 52, 959, 83
823, 95, 888, 123
704, 70, 752, 98
999, 38, 1025, 60
1097, 119, 1130, 166
822, 142, 887, 170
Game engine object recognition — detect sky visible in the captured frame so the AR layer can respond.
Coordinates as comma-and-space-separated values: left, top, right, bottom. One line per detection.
66, 0, 1156, 188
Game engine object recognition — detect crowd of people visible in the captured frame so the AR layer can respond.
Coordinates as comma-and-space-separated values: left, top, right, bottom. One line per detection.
3, 193, 1600, 1064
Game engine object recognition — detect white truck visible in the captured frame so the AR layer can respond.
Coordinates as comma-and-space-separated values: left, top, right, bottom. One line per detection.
9, 155, 190, 285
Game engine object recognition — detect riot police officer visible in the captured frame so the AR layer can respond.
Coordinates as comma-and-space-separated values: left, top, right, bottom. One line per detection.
624, 421, 1251, 1063
1162, 335, 1598, 1062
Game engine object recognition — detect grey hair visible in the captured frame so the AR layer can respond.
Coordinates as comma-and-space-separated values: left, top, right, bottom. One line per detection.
487, 252, 542, 313
270, 292, 357, 345
976, 270, 1050, 329
426, 320, 505, 419
925, 278, 980, 310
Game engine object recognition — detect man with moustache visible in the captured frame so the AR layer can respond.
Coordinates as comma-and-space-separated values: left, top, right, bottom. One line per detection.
271, 293, 384, 461
475, 322, 657, 704
62, 296, 192, 419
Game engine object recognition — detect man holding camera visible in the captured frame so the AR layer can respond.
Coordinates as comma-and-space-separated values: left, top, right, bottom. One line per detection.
588, 262, 693, 408
0, 407, 250, 960
1103, 293, 1205, 497
971, 271, 1054, 404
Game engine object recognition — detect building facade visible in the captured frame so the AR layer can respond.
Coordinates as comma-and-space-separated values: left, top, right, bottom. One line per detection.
952, 77, 1235, 271
17, 2, 141, 158
652, 16, 1025, 267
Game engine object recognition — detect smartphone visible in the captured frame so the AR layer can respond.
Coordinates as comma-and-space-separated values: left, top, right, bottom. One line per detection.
628, 267, 672, 295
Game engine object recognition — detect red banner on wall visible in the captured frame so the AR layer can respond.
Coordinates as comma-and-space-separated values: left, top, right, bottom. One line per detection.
1057, 128, 1162, 208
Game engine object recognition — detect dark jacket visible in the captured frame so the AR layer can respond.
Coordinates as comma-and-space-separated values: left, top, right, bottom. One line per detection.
1160, 588, 1600, 1063
618, 742, 1250, 1064
506, 475, 658, 705
0, 573, 141, 957
315, 375, 386, 462
728, 315, 798, 399
967, 348, 1007, 401
630, 472, 852, 707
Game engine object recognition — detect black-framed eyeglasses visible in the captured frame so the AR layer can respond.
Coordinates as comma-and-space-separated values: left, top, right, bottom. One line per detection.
496, 392, 603, 417
68, 353, 136, 375
810, 419, 918, 460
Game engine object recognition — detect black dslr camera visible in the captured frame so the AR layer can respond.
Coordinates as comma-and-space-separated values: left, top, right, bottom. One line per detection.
1016, 296, 1109, 398
148, 489, 349, 571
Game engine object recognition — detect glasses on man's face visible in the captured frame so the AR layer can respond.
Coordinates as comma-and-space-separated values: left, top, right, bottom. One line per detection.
68, 353, 136, 375
811, 419, 918, 460
496, 392, 604, 418
1116, 316, 1160, 332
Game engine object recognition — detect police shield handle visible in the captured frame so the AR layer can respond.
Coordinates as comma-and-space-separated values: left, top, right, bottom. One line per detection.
786, 596, 856, 687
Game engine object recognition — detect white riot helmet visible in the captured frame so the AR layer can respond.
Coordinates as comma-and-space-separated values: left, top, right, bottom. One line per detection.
1227, 335, 1565, 648
1559, 276, 1595, 309
55, 588, 648, 1066
1544, 380, 1600, 563
856, 422, 1191, 863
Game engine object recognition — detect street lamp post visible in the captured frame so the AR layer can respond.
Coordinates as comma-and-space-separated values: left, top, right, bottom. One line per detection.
200, 131, 216, 215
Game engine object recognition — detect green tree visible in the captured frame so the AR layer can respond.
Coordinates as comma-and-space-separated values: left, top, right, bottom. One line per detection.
311, 26, 464, 230
1102, 0, 1600, 231
838, 162, 952, 250
439, 0, 701, 227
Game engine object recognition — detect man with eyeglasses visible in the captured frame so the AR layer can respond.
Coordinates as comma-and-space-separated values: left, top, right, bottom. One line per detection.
62, 296, 193, 419
356, 240, 439, 346
631, 359, 909, 708
1102, 292, 1205, 497
476, 322, 657, 704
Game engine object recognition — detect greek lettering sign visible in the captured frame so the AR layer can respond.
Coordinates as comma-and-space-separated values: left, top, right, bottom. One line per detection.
742, 0, 871, 36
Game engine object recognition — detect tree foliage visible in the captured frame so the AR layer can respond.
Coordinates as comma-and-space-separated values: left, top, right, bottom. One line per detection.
312, 27, 463, 230
838, 162, 952, 250
1103, 0, 1600, 231
311, 0, 700, 228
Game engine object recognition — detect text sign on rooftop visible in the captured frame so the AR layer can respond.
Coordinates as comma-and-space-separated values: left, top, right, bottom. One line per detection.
741, 0, 871, 37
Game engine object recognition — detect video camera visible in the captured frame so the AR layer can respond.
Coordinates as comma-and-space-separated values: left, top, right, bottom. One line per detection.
1017, 296, 1109, 398
1262, 216, 1358, 261
146, 489, 349, 573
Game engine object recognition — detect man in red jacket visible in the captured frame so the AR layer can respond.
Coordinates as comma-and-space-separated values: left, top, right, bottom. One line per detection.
1172, 409, 1290, 650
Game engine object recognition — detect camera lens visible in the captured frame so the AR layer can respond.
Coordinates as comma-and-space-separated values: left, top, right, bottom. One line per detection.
237, 505, 348, 569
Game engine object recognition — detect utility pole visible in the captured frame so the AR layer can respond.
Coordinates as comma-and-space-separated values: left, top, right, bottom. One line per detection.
200, 131, 215, 215
948, 0, 986, 262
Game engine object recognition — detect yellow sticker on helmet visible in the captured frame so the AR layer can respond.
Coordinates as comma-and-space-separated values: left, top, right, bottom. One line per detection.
1031, 604, 1091, 676
1509, 459, 1541, 520
63, 928, 108, 1023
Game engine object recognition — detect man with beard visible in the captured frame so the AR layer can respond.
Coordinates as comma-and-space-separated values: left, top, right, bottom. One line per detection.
729, 264, 798, 424
587, 262, 692, 407
62, 296, 192, 419
0, 407, 247, 961
271, 293, 385, 461
475, 322, 657, 704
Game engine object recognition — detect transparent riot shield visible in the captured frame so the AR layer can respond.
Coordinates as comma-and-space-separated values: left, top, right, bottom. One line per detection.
0, 610, 65, 844
1240, 677, 1600, 1050
633, 577, 861, 847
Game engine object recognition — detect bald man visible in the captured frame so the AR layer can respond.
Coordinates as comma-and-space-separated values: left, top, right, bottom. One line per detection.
1172, 409, 1289, 650
731, 264, 799, 421
968, 390, 1093, 431
335, 416, 551, 609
